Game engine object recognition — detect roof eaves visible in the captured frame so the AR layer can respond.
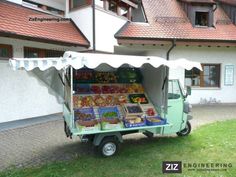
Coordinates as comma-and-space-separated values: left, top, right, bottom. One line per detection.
116, 36, 236, 43
114, 21, 131, 38
0, 30, 89, 47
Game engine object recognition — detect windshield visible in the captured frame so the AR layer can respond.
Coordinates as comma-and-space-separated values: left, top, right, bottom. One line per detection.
168, 80, 184, 99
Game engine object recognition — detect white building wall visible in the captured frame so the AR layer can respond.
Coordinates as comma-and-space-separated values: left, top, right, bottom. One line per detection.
95, 7, 127, 52
68, 7, 93, 49
95, 0, 103, 7
147, 45, 236, 104
0, 37, 82, 123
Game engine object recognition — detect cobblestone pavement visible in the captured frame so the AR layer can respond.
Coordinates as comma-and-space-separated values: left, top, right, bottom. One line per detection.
0, 104, 236, 171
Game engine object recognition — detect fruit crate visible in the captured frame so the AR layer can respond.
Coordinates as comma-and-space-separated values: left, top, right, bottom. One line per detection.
74, 107, 95, 121
145, 116, 167, 126
98, 106, 123, 130
98, 106, 120, 119
117, 68, 142, 83
123, 103, 144, 119
129, 94, 149, 104
73, 84, 90, 94
100, 120, 124, 130
76, 119, 101, 132
123, 117, 146, 128
73, 68, 95, 83
95, 72, 118, 83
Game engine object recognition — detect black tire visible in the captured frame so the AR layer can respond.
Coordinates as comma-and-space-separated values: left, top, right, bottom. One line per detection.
143, 131, 154, 138
177, 121, 191, 136
97, 136, 120, 157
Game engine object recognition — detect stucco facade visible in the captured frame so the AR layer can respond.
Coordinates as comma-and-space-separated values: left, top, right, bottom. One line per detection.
0, 37, 82, 123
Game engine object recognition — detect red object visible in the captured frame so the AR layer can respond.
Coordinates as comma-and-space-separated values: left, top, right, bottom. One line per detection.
91, 85, 101, 94
0, 1, 89, 47
147, 108, 155, 116
116, 0, 236, 42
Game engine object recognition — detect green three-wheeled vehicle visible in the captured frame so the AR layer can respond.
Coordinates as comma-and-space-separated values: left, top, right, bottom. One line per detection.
10, 51, 201, 157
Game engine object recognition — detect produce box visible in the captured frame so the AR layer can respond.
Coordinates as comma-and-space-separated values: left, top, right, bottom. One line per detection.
123, 103, 144, 118
76, 119, 101, 132
129, 94, 149, 104
73, 68, 95, 83
117, 68, 142, 83
100, 120, 124, 130
145, 107, 157, 117
78, 96, 94, 107
95, 72, 117, 83
98, 106, 123, 130
90, 85, 101, 94
146, 116, 167, 126
98, 106, 120, 119
126, 84, 144, 93
73, 84, 90, 94
74, 107, 95, 121
123, 117, 146, 128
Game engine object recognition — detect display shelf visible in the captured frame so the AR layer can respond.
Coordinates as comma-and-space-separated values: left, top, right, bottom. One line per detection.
72, 122, 171, 135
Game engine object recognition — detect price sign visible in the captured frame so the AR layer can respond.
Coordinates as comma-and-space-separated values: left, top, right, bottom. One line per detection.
224, 65, 234, 86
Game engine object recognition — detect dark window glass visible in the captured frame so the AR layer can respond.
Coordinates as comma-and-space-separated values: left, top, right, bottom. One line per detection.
185, 64, 220, 87
24, 47, 64, 58
168, 80, 181, 99
109, 0, 117, 13
70, 0, 91, 10
185, 67, 200, 86
45, 50, 64, 57
0, 44, 12, 60
0, 48, 9, 58
195, 12, 209, 26
24, 48, 40, 58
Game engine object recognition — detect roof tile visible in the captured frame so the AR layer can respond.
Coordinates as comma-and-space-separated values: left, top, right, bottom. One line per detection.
0, 1, 89, 46
116, 0, 236, 42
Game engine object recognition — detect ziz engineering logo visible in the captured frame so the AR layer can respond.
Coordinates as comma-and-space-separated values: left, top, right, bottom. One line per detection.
162, 161, 233, 174
162, 161, 182, 173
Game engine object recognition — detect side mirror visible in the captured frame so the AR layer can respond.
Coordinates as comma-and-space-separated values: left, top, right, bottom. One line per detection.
186, 86, 191, 97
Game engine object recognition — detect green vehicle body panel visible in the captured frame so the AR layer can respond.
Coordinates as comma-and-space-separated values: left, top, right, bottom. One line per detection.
163, 80, 188, 135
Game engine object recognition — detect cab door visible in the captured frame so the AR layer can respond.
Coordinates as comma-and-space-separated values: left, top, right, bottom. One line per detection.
163, 80, 184, 134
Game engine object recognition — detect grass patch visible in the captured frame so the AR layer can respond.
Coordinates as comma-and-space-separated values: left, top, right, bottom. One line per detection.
1, 120, 236, 177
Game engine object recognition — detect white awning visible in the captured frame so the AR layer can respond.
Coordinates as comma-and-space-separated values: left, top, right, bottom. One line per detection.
9, 51, 202, 71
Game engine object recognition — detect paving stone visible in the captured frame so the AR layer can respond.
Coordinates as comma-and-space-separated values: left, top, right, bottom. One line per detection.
0, 104, 236, 171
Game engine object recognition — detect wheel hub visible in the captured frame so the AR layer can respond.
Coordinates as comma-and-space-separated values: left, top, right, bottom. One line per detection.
103, 142, 116, 156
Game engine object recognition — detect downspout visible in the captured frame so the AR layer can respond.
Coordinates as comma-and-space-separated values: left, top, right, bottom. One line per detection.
92, 0, 96, 52
162, 40, 176, 114
167, 40, 176, 61
162, 40, 176, 89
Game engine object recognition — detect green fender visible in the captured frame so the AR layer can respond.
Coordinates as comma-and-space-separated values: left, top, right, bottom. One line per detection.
93, 132, 123, 146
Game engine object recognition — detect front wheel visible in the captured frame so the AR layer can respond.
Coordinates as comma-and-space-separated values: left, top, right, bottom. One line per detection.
97, 136, 120, 157
177, 121, 191, 136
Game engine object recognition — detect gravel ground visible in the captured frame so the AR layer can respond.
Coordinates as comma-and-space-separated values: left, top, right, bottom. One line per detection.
0, 104, 236, 171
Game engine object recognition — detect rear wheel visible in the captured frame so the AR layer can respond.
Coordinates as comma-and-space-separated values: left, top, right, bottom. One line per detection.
177, 121, 191, 136
143, 131, 154, 138
97, 136, 120, 157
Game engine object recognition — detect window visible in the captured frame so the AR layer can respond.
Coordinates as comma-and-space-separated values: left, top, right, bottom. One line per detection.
69, 0, 92, 10
195, 12, 209, 26
185, 67, 201, 86
120, 5, 129, 17
0, 44, 12, 60
185, 64, 220, 87
168, 80, 181, 99
24, 47, 64, 58
109, 0, 118, 13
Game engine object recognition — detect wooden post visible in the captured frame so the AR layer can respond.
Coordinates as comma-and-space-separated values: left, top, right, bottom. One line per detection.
103, 0, 109, 10
127, 6, 132, 20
